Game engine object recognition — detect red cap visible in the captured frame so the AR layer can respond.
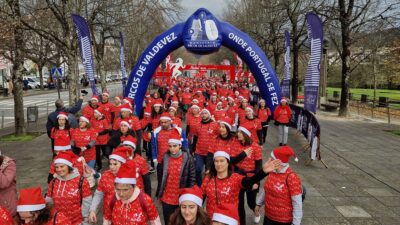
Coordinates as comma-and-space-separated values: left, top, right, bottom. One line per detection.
212, 203, 239, 225
17, 187, 46, 212
271, 146, 298, 163
179, 185, 203, 206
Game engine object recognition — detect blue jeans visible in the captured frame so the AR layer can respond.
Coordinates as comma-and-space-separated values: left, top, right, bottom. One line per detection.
195, 154, 207, 186
86, 160, 100, 178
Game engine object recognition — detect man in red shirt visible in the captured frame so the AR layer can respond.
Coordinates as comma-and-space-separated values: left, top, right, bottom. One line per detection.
98, 91, 115, 125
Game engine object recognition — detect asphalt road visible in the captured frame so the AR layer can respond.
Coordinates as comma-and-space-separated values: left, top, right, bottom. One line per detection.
0, 83, 123, 129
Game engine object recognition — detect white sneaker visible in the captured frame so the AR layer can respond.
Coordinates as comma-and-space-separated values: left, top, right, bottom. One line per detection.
254, 215, 261, 224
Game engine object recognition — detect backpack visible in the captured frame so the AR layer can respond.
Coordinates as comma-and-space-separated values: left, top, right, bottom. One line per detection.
285, 172, 306, 202
51, 176, 85, 204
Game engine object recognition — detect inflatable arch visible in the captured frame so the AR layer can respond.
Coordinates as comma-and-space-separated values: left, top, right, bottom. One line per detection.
125, 8, 282, 115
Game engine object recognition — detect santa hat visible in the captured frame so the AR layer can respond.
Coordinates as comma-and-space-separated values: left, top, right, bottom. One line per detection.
219, 117, 233, 131
109, 146, 131, 164
280, 97, 287, 103
216, 101, 223, 106
94, 108, 103, 116
115, 96, 122, 101
17, 187, 46, 212
153, 103, 162, 107
120, 103, 132, 113
79, 116, 90, 124
192, 99, 199, 104
57, 112, 68, 120
122, 97, 133, 106
245, 106, 254, 113
201, 108, 211, 117
169, 106, 177, 112
168, 128, 182, 145
91, 95, 99, 102
238, 125, 251, 137
212, 92, 217, 96
115, 160, 137, 184
212, 203, 239, 225
160, 112, 172, 121
179, 185, 203, 207
144, 107, 151, 116
271, 146, 298, 163
120, 120, 131, 129
145, 91, 151, 97
213, 150, 230, 161
102, 91, 109, 97
122, 135, 137, 149
171, 96, 179, 104
53, 151, 76, 167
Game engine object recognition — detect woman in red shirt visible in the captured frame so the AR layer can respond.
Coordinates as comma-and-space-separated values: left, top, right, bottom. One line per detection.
273, 98, 292, 146
151, 103, 164, 129
71, 116, 97, 170
231, 126, 263, 225
46, 152, 92, 225
202, 151, 281, 221
255, 146, 302, 225
89, 147, 129, 225
156, 129, 196, 225
186, 105, 201, 142
91, 109, 110, 172
256, 99, 272, 144
241, 107, 262, 145
168, 106, 182, 127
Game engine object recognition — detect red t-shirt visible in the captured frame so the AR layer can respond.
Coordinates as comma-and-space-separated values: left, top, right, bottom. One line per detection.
186, 114, 201, 135
264, 169, 302, 223
181, 92, 193, 105
155, 129, 174, 163
212, 109, 227, 121
82, 105, 97, 121
112, 191, 159, 225
97, 170, 115, 221
51, 128, 72, 151
0, 206, 13, 225
201, 173, 244, 218
113, 116, 141, 131
90, 118, 109, 145
160, 156, 184, 205
207, 136, 234, 154
193, 121, 219, 156
231, 140, 262, 176
273, 105, 292, 124
47, 176, 91, 225
257, 108, 271, 122
131, 155, 149, 191
71, 128, 97, 162
99, 101, 115, 123
241, 118, 262, 144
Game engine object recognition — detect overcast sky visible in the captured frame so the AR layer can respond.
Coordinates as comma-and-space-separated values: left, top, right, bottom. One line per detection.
179, 0, 230, 20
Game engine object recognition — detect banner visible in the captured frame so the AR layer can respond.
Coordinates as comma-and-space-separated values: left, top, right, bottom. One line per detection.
304, 12, 323, 113
288, 104, 321, 160
282, 30, 291, 98
120, 32, 127, 92
71, 14, 99, 95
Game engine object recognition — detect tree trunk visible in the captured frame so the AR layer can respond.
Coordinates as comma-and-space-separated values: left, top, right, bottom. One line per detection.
38, 63, 44, 90
292, 45, 299, 103
98, 59, 106, 92
338, 27, 351, 117
67, 53, 79, 104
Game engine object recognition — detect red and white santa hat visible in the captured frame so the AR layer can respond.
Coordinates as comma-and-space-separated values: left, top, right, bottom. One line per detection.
91, 95, 99, 102
171, 96, 179, 104
102, 91, 109, 97
280, 97, 287, 103
192, 99, 199, 104
79, 116, 90, 124
219, 117, 233, 130
160, 112, 172, 121
120, 120, 131, 129
212, 203, 239, 225
169, 106, 177, 112
201, 108, 211, 117
53, 151, 76, 167
179, 185, 203, 207
115, 95, 122, 101
94, 107, 103, 116
57, 112, 69, 120
213, 150, 230, 161
17, 187, 46, 212
168, 128, 182, 145
153, 103, 162, 107
245, 106, 254, 113
109, 146, 131, 164
115, 160, 137, 185
191, 104, 200, 110
271, 146, 298, 163
120, 103, 132, 113
122, 135, 137, 149
238, 125, 251, 137
122, 97, 133, 106
144, 107, 151, 116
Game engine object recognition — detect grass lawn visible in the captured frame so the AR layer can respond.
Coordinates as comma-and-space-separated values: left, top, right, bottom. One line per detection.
0, 133, 42, 142
325, 87, 400, 101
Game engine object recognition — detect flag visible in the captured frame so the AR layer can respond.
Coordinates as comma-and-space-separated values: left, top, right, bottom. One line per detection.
282, 30, 291, 98
304, 12, 323, 113
71, 14, 99, 95
120, 32, 127, 92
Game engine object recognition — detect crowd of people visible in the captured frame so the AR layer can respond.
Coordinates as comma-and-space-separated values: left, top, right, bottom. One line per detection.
0, 75, 302, 225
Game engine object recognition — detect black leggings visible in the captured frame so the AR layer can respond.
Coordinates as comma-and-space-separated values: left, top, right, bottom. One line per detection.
263, 216, 291, 225
238, 188, 258, 225
95, 145, 111, 170
261, 121, 269, 143
162, 202, 178, 225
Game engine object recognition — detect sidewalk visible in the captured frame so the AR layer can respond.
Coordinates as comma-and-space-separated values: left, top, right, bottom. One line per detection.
0, 110, 399, 224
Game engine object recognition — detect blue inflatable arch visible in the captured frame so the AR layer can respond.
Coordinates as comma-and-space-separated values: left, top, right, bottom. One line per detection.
125, 8, 282, 115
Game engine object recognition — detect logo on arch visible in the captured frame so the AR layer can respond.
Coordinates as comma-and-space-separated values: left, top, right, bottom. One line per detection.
183, 8, 222, 54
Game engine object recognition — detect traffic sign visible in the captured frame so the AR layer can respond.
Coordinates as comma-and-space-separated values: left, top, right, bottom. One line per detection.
51, 68, 63, 79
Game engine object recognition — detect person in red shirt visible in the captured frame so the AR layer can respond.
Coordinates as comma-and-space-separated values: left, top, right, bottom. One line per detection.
18, 186, 70, 225
112, 96, 122, 118
82, 95, 100, 121
89, 147, 129, 224
0, 206, 13, 225
257, 99, 272, 144
91, 109, 111, 172
46, 152, 92, 225
193, 90, 206, 107
255, 146, 302, 225
202, 151, 281, 221
231, 126, 263, 225
212, 102, 227, 121
211, 203, 239, 225
112, 104, 142, 153
50, 112, 72, 156
156, 129, 196, 225
168, 106, 182, 127
237, 99, 249, 124
241, 107, 263, 145
180, 87, 193, 113
151, 103, 164, 130
192, 109, 220, 185
99, 91, 115, 124
186, 104, 201, 141
273, 98, 292, 146
71, 116, 97, 170
112, 161, 161, 225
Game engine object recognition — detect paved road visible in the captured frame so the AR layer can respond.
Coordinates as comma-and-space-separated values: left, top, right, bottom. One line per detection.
0, 83, 123, 129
